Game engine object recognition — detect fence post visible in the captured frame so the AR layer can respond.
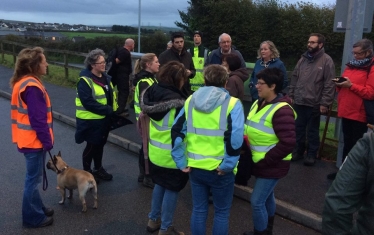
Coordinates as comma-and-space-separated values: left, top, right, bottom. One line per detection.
1, 42, 3, 62
12, 44, 16, 64
64, 52, 68, 80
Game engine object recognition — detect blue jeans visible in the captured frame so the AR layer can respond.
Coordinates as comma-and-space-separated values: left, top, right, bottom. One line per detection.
148, 184, 179, 231
22, 151, 47, 227
293, 104, 320, 158
251, 177, 279, 231
189, 168, 235, 235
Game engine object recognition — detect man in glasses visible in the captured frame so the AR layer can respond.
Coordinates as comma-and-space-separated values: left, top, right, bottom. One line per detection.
187, 31, 210, 92
205, 33, 246, 68
289, 33, 335, 166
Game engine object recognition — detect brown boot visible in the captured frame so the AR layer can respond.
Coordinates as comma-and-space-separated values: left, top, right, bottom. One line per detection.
158, 226, 184, 235
147, 218, 161, 233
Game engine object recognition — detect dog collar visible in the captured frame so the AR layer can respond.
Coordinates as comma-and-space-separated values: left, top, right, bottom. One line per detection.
57, 166, 69, 174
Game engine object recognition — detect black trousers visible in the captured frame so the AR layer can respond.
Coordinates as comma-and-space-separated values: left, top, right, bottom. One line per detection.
82, 142, 105, 171
341, 118, 367, 162
116, 74, 130, 113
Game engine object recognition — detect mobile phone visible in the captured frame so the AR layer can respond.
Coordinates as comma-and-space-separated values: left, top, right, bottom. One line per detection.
333, 77, 347, 83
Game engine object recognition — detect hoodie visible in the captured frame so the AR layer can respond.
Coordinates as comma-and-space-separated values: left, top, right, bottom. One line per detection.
171, 86, 244, 173
226, 67, 249, 100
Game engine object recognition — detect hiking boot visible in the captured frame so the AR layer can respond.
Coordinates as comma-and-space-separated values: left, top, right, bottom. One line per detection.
93, 167, 113, 181
138, 174, 144, 182
42, 207, 54, 217
158, 226, 184, 235
143, 176, 154, 189
146, 218, 161, 232
303, 156, 316, 166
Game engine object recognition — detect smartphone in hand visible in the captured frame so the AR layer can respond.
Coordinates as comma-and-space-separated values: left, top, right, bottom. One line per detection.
332, 77, 347, 83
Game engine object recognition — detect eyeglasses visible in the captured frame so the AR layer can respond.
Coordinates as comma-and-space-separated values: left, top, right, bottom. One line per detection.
256, 82, 267, 86
220, 41, 231, 44
352, 51, 366, 56
94, 61, 106, 65
307, 41, 319, 45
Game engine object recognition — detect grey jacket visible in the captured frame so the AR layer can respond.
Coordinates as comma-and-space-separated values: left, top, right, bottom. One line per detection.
289, 48, 335, 107
322, 132, 374, 235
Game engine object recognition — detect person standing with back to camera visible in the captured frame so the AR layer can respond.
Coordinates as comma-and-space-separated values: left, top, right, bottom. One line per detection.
10, 47, 54, 228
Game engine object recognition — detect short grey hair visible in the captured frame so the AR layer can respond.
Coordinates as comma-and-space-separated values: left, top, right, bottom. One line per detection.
353, 38, 373, 57
218, 33, 232, 43
84, 48, 105, 70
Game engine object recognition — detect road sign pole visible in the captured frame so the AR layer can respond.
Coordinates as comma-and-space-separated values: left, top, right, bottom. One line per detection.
336, 0, 366, 167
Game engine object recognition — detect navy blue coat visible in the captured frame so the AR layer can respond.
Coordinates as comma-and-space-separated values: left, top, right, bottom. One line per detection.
75, 69, 115, 145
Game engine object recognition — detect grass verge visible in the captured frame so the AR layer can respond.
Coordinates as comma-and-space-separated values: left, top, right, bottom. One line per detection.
1, 53, 79, 88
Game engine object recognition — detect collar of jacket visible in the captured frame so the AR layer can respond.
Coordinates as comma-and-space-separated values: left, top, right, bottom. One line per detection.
302, 48, 325, 61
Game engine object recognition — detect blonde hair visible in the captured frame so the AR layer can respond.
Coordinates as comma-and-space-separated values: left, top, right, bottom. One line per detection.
257, 40, 280, 59
133, 53, 156, 74
10, 47, 45, 88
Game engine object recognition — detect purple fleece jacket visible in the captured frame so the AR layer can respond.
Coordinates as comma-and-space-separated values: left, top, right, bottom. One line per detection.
18, 86, 53, 153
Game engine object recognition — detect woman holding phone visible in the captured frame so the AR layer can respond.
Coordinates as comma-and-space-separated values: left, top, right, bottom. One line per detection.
328, 38, 374, 180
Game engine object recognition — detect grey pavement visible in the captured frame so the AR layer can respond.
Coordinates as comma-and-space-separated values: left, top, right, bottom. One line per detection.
0, 97, 320, 235
0, 65, 335, 233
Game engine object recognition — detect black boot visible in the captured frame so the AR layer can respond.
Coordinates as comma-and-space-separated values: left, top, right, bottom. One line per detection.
267, 216, 274, 235
243, 229, 267, 235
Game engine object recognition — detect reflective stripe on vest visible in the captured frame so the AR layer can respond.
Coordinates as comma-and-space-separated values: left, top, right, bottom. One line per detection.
245, 100, 296, 163
185, 95, 239, 173
10, 76, 54, 149
148, 110, 178, 169
134, 77, 157, 120
75, 76, 117, 119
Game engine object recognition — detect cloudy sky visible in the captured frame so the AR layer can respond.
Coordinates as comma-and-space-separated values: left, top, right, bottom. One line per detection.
0, 0, 335, 28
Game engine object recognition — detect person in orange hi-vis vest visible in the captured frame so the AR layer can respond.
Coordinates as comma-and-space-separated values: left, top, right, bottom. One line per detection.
10, 47, 54, 228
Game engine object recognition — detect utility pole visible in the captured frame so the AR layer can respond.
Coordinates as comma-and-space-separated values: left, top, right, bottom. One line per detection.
335, 0, 367, 166
137, 0, 141, 53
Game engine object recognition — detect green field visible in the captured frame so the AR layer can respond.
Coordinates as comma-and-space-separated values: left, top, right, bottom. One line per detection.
60, 32, 136, 39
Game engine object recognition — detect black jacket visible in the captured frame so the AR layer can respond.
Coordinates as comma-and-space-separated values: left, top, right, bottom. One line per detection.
158, 47, 195, 96
141, 83, 188, 192
75, 69, 114, 145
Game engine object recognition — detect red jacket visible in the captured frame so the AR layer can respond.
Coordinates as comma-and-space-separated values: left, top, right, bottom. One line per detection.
338, 58, 374, 123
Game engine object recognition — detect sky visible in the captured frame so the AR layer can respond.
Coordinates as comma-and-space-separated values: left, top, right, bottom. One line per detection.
0, 0, 336, 28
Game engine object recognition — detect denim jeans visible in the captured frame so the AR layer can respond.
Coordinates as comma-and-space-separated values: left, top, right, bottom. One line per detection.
293, 104, 320, 158
148, 184, 179, 231
189, 168, 235, 235
22, 150, 47, 227
251, 177, 279, 231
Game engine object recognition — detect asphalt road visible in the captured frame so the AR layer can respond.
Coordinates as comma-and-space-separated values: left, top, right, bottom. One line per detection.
0, 97, 321, 235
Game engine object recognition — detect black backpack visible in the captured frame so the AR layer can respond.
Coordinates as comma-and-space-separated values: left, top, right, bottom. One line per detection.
106, 47, 118, 74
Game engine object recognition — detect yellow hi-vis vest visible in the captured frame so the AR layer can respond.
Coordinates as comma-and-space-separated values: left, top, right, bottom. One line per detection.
134, 77, 157, 120
148, 108, 178, 168
75, 76, 118, 119
188, 46, 208, 91
185, 95, 239, 173
244, 100, 296, 163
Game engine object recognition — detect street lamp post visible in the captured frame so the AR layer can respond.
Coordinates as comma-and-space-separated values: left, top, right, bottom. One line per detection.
138, 0, 141, 53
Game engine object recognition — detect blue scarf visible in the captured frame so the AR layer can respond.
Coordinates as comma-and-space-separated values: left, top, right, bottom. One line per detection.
348, 57, 372, 67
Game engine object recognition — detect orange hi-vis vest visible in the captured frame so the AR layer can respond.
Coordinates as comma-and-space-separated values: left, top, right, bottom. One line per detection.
11, 76, 54, 149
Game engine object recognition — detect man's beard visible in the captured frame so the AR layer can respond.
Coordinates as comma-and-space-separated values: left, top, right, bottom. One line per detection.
308, 46, 320, 54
